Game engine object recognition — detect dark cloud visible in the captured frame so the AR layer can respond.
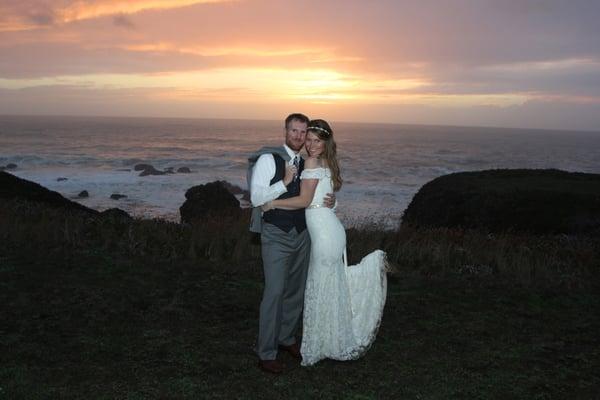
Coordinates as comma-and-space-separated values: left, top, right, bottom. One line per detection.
4, 0, 600, 74
27, 11, 55, 26
113, 14, 135, 29
0, 1, 58, 27
416, 59, 600, 98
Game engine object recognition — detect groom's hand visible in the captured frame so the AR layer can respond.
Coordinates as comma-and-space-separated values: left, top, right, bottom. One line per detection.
283, 165, 297, 186
262, 201, 275, 212
323, 192, 336, 209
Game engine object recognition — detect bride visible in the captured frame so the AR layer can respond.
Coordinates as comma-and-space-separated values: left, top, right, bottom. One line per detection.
262, 119, 388, 366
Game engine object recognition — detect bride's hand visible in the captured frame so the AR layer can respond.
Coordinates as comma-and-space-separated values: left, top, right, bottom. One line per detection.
283, 165, 297, 186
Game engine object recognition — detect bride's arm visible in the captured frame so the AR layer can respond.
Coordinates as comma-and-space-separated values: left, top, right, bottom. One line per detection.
269, 178, 319, 210
265, 157, 319, 210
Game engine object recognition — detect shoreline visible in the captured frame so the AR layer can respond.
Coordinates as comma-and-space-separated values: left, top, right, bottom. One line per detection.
4, 167, 405, 229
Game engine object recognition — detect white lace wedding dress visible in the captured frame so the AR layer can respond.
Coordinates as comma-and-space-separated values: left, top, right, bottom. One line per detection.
300, 167, 388, 366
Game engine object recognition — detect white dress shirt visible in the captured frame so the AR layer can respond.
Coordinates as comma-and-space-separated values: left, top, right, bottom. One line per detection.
250, 144, 299, 207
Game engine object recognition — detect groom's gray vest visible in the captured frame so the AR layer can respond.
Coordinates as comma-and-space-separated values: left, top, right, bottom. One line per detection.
248, 146, 306, 233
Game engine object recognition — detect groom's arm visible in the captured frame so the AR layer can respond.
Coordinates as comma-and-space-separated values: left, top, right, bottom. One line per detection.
250, 154, 287, 207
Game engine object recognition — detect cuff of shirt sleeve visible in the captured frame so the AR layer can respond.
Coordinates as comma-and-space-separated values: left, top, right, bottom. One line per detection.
274, 180, 287, 195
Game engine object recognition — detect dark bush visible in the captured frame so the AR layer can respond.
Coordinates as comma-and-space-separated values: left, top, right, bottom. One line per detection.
402, 169, 600, 235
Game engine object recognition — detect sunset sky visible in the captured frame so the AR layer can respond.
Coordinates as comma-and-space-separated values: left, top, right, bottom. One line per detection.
1, 0, 599, 130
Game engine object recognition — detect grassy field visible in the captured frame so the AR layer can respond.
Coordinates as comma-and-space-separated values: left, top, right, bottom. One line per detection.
2, 244, 599, 399
1, 198, 599, 398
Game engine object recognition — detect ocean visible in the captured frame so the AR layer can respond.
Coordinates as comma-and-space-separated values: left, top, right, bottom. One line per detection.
2, 115, 600, 228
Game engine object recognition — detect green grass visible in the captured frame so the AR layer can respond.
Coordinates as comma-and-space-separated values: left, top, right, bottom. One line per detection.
2, 248, 599, 399
3, 198, 599, 290
1, 198, 599, 398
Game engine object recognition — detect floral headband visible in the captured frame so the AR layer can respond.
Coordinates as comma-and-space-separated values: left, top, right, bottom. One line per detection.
308, 126, 331, 136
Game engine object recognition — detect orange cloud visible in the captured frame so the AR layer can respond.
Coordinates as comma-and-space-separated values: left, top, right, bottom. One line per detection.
0, 0, 235, 32
124, 42, 328, 58
59, 0, 235, 22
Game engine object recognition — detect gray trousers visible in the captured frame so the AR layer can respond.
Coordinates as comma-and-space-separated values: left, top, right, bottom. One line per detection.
257, 222, 311, 360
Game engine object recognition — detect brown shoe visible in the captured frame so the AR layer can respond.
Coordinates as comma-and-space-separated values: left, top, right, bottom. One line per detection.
258, 359, 285, 374
279, 342, 302, 360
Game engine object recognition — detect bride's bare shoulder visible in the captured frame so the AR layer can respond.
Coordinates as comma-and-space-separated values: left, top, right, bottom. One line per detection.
304, 156, 320, 169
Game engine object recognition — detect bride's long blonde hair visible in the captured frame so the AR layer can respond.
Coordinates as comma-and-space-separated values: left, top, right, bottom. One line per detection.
307, 119, 343, 192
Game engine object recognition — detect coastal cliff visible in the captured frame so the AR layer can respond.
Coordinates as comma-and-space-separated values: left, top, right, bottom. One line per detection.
402, 169, 600, 235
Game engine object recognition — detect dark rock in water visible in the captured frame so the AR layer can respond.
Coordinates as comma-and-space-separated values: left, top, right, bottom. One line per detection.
57, 177, 68, 182
134, 163, 172, 176
78, 190, 89, 198
134, 163, 153, 171
5, 163, 17, 170
139, 166, 166, 176
139, 169, 165, 177
0, 171, 97, 215
180, 181, 240, 224
177, 167, 191, 173
402, 169, 600, 235
100, 207, 132, 221
110, 194, 127, 200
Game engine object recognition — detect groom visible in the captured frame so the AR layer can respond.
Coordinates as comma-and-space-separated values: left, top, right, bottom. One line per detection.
248, 113, 334, 374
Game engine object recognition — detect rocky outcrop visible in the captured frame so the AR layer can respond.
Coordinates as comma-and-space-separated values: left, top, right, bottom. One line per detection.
220, 181, 245, 195
134, 163, 194, 176
180, 181, 241, 224
110, 194, 127, 200
402, 169, 600, 235
1, 163, 18, 170
213, 180, 250, 201
134, 163, 165, 176
0, 171, 97, 215
78, 190, 89, 198
139, 169, 165, 176
134, 163, 153, 171
100, 207, 132, 221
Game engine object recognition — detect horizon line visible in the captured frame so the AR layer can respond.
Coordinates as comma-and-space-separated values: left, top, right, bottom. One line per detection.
1, 112, 599, 134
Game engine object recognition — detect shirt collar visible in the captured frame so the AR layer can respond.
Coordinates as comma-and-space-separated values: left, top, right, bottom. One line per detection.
283, 144, 299, 161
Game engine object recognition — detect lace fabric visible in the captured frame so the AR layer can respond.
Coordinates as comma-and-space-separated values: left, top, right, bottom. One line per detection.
300, 167, 330, 180
301, 168, 332, 208
300, 168, 388, 366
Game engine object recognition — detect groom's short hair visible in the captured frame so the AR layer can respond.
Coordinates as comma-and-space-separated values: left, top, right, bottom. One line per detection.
285, 113, 309, 130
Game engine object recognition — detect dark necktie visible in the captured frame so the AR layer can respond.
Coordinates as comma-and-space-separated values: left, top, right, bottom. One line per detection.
293, 156, 299, 182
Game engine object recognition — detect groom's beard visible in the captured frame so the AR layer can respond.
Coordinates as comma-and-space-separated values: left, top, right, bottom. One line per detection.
285, 137, 304, 152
